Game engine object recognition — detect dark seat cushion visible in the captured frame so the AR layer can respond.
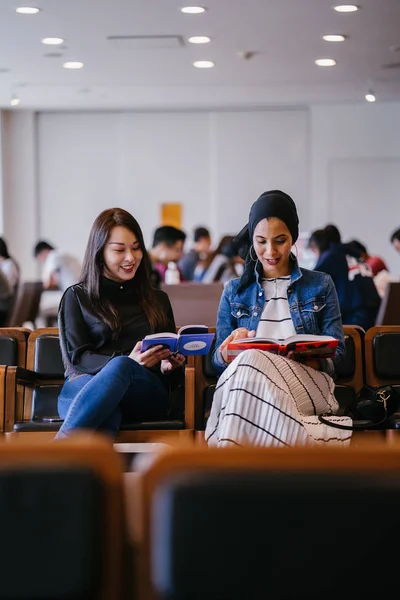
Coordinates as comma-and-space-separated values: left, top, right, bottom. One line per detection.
32, 385, 62, 421
334, 385, 355, 415
151, 470, 400, 600
0, 337, 18, 366
21, 366, 186, 433
335, 335, 355, 379
0, 468, 103, 599
373, 333, 400, 379
34, 335, 65, 377
203, 340, 218, 379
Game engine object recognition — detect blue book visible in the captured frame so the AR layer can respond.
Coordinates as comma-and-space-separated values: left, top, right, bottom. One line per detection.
141, 325, 215, 356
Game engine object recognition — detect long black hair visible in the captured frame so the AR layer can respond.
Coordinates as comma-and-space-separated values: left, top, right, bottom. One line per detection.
80, 208, 168, 334
0, 238, 11, 259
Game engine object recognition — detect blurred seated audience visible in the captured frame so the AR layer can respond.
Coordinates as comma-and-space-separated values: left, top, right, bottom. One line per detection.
33, 240, 82, 291
33, 240, 82, 327
148, 226, 186, 284
391, 227, 400, 255
0, 237, 20, 294
309, 225, 380, 330
178, 226, 212, 281
346, 239, 387, 277
373, 227, 400, 298
0, 269, 13, 326
201, 236, 245, 284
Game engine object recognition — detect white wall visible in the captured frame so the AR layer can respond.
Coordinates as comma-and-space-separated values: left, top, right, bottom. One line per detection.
36, 109, 309, 261
1, 111, 39, 280
1, 102, 400, 281
310, 103, 400, 273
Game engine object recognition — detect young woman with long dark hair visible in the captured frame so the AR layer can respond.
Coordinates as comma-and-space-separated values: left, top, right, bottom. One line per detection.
55, 208, 184, 439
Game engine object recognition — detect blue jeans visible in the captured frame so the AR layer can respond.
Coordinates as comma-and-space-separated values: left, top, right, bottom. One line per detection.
55, 356, 169, 439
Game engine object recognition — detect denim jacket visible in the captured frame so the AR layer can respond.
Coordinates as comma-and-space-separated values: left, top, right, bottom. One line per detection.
212, 258, 345, 378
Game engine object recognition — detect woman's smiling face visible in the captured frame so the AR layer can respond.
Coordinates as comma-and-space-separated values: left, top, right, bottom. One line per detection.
102, 226, 143, 283
253, 217, 293, 278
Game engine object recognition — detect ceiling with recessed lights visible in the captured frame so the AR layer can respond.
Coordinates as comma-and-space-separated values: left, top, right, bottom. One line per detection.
0, 0, 399, 110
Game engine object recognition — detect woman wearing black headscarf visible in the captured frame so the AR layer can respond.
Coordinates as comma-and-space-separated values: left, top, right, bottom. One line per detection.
206, 190, 352, 447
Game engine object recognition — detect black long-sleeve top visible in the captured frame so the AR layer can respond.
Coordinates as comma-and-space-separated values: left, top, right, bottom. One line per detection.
58, 276, 176, 380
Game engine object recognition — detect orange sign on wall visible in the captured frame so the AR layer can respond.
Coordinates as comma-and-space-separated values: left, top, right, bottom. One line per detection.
161, 203, 182, 229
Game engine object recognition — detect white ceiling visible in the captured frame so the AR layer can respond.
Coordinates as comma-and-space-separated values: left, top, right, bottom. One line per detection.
0, 0, 399, 110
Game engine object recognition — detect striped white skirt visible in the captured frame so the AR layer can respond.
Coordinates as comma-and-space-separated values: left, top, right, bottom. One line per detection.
206, 349, 352, 447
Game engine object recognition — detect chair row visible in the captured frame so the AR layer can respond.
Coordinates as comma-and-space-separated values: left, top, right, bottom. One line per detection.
2, 435, 400, 600
0, 325, 399, 442
192, 325, 400, 435
0, 327, 195, 443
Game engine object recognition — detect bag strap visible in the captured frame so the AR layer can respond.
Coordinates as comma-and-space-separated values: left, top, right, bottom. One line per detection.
318, 412, 388, 431
319, 389, 390, 431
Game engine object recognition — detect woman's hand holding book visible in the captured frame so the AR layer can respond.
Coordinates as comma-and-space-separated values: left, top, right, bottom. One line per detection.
220, 328, 256, 363
129, 341, 171, 368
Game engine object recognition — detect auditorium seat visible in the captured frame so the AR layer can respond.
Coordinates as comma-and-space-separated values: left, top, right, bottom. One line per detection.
0, 327, 30, 433
141, 444, 400, 600
364, 325, 400, 438
4, 328, 195, 442
0, 434, 127, 600
334, 325, 365, 415
375, 281, 400, 326
6, 280, 43, 327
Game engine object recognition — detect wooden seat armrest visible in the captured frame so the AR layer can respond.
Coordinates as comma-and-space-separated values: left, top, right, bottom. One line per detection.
184, 357, 195, 429
0, 366, 6, 432
5, 366, 20, 432
14, 366, 41, 385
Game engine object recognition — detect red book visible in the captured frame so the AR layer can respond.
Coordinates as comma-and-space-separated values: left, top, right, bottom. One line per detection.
226, 334, 338, 363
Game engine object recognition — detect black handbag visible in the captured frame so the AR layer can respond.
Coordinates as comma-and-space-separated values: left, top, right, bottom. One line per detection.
319, 385, 400, 431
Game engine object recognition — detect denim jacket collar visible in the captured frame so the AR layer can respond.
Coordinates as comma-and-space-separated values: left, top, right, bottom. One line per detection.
253, 254, 302, 288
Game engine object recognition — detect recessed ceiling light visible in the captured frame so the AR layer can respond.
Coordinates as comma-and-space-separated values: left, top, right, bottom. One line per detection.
15, 6, 40, 14
63, 61, 84, 69
315, 58, 337, 66
10, 95, 20, 106
365, 92, 376, 102
181, 6, 206, 14
333, 5, 359, 12
323, 34, 346, 42
42, 37, 64, 45
193, 60, 214, 68
188, 36, 211, 44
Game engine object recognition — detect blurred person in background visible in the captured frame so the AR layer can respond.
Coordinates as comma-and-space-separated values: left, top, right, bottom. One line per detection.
178, 226, 212, 281
0, 237, 20, 294
148, 226, 186, 283
33, 240, 82, 326
391, 228, 400, 255
346, 239, 387, 277
311, 225, 380, 330
201, 236, 244, 284
373, 228, 400, 298
33, 240, 82, 291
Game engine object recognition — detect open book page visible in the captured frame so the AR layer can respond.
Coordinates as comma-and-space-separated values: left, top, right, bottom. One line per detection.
142, 332, 178, 340
230, 334, 336, 345
226, 334, 338, 362
177, 324, 209, 335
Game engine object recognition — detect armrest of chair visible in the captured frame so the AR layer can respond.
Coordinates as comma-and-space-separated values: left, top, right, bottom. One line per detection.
0, 366, 6, 433
4, 366, 64, 433
184, 357, 195, 429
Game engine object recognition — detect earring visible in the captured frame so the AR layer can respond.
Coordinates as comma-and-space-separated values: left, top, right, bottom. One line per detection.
250, 245, 257, 262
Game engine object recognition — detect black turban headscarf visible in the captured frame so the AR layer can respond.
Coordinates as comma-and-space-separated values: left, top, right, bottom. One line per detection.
233, 190, 299, 292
